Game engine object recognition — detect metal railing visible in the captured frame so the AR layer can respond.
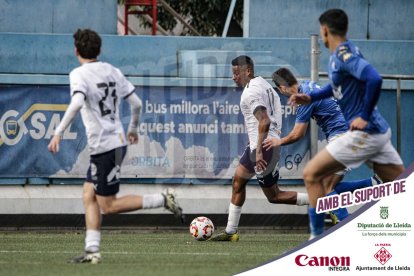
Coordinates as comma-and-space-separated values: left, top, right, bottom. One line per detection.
376, 74, 414, 154
310, 35, 321, 158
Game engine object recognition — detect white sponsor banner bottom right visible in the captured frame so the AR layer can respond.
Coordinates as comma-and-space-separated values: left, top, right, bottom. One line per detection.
238, 171, 414, 275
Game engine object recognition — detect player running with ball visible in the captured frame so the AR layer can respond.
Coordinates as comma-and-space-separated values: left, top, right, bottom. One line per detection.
209, 55, 309, 242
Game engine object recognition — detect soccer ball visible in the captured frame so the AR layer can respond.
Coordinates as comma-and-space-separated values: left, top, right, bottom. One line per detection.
189, 216, 215, 241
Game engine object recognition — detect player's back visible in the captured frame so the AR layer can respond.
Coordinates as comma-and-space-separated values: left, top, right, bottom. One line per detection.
70, 61, 134, 154
328, 41, 389, 134
240, 76, 282, 150
297, 81, 348, 140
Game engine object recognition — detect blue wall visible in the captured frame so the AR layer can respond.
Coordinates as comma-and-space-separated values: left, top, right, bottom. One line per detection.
0, 0, 117, 34
1, 33, 413, 77
249, 0, 414, 40
0, 32, 413, 182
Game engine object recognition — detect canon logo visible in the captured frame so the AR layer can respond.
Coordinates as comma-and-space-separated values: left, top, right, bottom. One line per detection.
295, 254, 350, 267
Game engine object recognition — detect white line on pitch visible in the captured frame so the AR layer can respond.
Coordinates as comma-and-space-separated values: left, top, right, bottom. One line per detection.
0, 250, 276, 256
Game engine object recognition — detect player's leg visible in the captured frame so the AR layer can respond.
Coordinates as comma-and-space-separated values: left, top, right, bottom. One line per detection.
323, 174, 349, 224
209, 164, 252, 241
228, 165, 252, 234
261, 179, 308, 205
322, 133, 369, 224
308, 130, 388, 236
96, 190, 183, 219
92, 146, 146, 213
322, 174, 380, 224
323, 173, 380, 224
261, 185, 301, 205
230, 164, 253, 206
95, 189, 178, 212
93, 147, 183, 220
324, 130, 401, 225
69, 181, 102, 263
334, 177, 381, 194
373, 163, 405, 182
374, 163, 404, 182
227, 146, 255, 235
303, 149, 345, 205
303, 149, 345, 239
96, 194, 142, 214
323, 174, 342, 193
83, 182, 101, 252
210, 145, 254, 241
260, 145, 308, 205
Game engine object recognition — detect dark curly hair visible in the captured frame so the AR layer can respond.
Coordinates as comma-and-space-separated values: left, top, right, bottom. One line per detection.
73, 29, 101, 59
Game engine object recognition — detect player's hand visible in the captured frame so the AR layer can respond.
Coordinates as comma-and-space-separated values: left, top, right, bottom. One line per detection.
288, 94, 311, 106
350, 117, 368, 131
255, 151, 267, 172
263, 137, 281, 151
127, 132, 139, 144
48, 135, 61, 153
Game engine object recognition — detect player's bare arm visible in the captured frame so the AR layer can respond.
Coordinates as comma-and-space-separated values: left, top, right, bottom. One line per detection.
288, 93, 311, 106
254, 106, 270, 171
263, 122, 308, 150
262, 136, 281, 149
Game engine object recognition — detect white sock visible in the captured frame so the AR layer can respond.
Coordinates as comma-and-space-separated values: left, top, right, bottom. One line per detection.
225, 203, 242, 234
85, 229, 101, 252
296, 192, 309, 206
142, 194, 165, 209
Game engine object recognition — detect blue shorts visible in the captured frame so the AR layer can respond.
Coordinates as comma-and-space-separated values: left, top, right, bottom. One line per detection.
239, 145, 280, 188
86, 146, 127, 196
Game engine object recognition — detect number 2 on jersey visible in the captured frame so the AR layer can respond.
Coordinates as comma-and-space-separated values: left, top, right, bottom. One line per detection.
97, 82, 117, 119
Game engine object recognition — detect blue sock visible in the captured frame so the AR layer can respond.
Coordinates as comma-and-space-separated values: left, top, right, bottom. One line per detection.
308, 207, 325, 236
334, 178, 373, 194
326, 191, 349, 221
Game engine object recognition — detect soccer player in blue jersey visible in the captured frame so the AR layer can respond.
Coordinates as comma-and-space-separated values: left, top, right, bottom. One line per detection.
266, 67, 381, 224
289, 9, 404, 239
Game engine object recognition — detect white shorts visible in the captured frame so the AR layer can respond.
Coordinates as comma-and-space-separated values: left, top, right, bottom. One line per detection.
326, 129, 403, 169
327, 133, 350, 175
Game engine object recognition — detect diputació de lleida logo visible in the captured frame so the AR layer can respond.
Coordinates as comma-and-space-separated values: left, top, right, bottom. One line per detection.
380, 206, 389, 219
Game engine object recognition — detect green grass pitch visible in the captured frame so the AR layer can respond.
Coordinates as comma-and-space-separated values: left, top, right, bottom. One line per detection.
0, 231, 308, 276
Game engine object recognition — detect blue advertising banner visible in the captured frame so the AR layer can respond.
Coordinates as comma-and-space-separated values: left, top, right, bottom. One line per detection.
0, 85, 311, 180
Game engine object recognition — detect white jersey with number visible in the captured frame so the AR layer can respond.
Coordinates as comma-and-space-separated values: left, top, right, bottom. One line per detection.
69, 61, 135, 155
240, 76, 282, 150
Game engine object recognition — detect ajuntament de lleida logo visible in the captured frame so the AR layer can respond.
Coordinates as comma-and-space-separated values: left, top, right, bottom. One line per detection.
380, 206, 389, 219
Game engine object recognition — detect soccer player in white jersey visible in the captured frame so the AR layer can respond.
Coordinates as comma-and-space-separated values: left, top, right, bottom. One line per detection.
209, 56, 308, 241
289, 9, 404, 239
48, 29, 184, 263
